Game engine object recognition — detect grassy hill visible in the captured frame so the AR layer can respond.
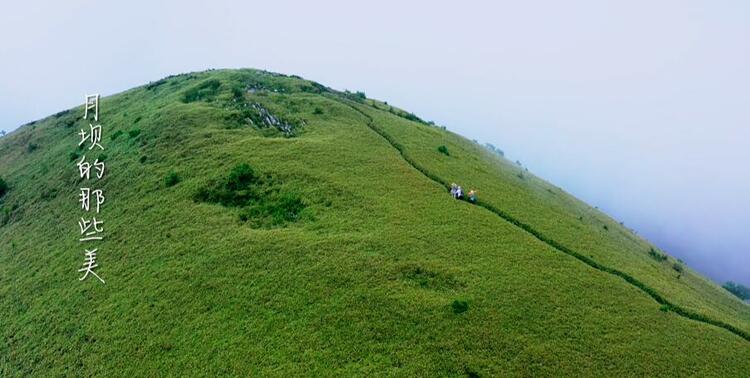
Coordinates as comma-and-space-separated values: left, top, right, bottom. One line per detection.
0, 69, 748, 376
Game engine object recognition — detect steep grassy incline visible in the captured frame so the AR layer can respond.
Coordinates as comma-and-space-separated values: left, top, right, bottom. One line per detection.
336, 99, 750, 342
0, 69, 748, 376
351, 99, 750, 338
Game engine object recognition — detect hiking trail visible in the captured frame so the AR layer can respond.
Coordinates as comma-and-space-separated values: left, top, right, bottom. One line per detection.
333, 97, 750, 343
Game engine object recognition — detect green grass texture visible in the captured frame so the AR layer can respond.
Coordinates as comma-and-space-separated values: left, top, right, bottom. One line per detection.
1, 69, 748, 376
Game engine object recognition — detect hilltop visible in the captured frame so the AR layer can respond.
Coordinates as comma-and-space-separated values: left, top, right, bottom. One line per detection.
0, 69, 748, 376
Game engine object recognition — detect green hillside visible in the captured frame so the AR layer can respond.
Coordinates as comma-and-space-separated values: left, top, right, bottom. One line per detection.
1, 69, 748, 376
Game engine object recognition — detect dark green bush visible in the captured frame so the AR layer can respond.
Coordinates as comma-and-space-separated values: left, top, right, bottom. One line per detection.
165, 172, 181, 188
484, 143, 504, 157
672, 262, 684, 273
194, 164, 260, 207
195, 163, 306, 228
139, 155, 147, 164
648, 247, 667, 262
182, 79, 222, 103
110, 130, 124, 140
55, 115, 72, 126
301, 82, 329, 94
0, 177, 7, 198
145, 79, 167, 90
226, 163, 257, 191
69, 151, 81, 162
402, 112, 423, 123
464, 367, 480, 378
313, 107, 324, 115
128, 129, 141, 138
229, 85, 244, 102
343, 90, 367, 103
723, 282, 750, 300
437, 145, 450, 156
26, 143, 38, 153
452, 300, 469, 314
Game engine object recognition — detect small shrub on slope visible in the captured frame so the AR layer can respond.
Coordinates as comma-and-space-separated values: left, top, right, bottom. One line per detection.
195, 163, 306, 228
128, 129, 141, 138
164, 172, 181, 188
723, 282, 750, 301
672, 262, 684, 273
182, 79, 222, 103
0, 177, 7, 198
648, 247, 668, 262
452, 300, 469, 314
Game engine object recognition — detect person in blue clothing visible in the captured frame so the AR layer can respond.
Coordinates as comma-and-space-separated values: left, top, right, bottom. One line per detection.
468, 190, 477, 203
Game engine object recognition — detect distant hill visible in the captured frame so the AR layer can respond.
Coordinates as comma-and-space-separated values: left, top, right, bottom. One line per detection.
1, 69, 748, 376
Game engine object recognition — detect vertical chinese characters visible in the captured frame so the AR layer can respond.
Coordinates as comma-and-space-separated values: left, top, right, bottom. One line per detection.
77, 94, 106, 284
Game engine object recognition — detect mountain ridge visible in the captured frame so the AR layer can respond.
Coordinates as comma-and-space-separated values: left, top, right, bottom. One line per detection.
1, 68, 748, 376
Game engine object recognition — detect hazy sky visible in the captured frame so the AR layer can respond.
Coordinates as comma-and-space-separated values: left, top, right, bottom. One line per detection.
1, 1, 748, 286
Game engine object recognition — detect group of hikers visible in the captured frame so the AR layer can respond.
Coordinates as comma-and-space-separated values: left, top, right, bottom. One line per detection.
450, 183, 477, 204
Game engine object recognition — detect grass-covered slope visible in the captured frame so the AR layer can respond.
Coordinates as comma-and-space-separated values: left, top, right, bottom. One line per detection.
0, 69, 748, 376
